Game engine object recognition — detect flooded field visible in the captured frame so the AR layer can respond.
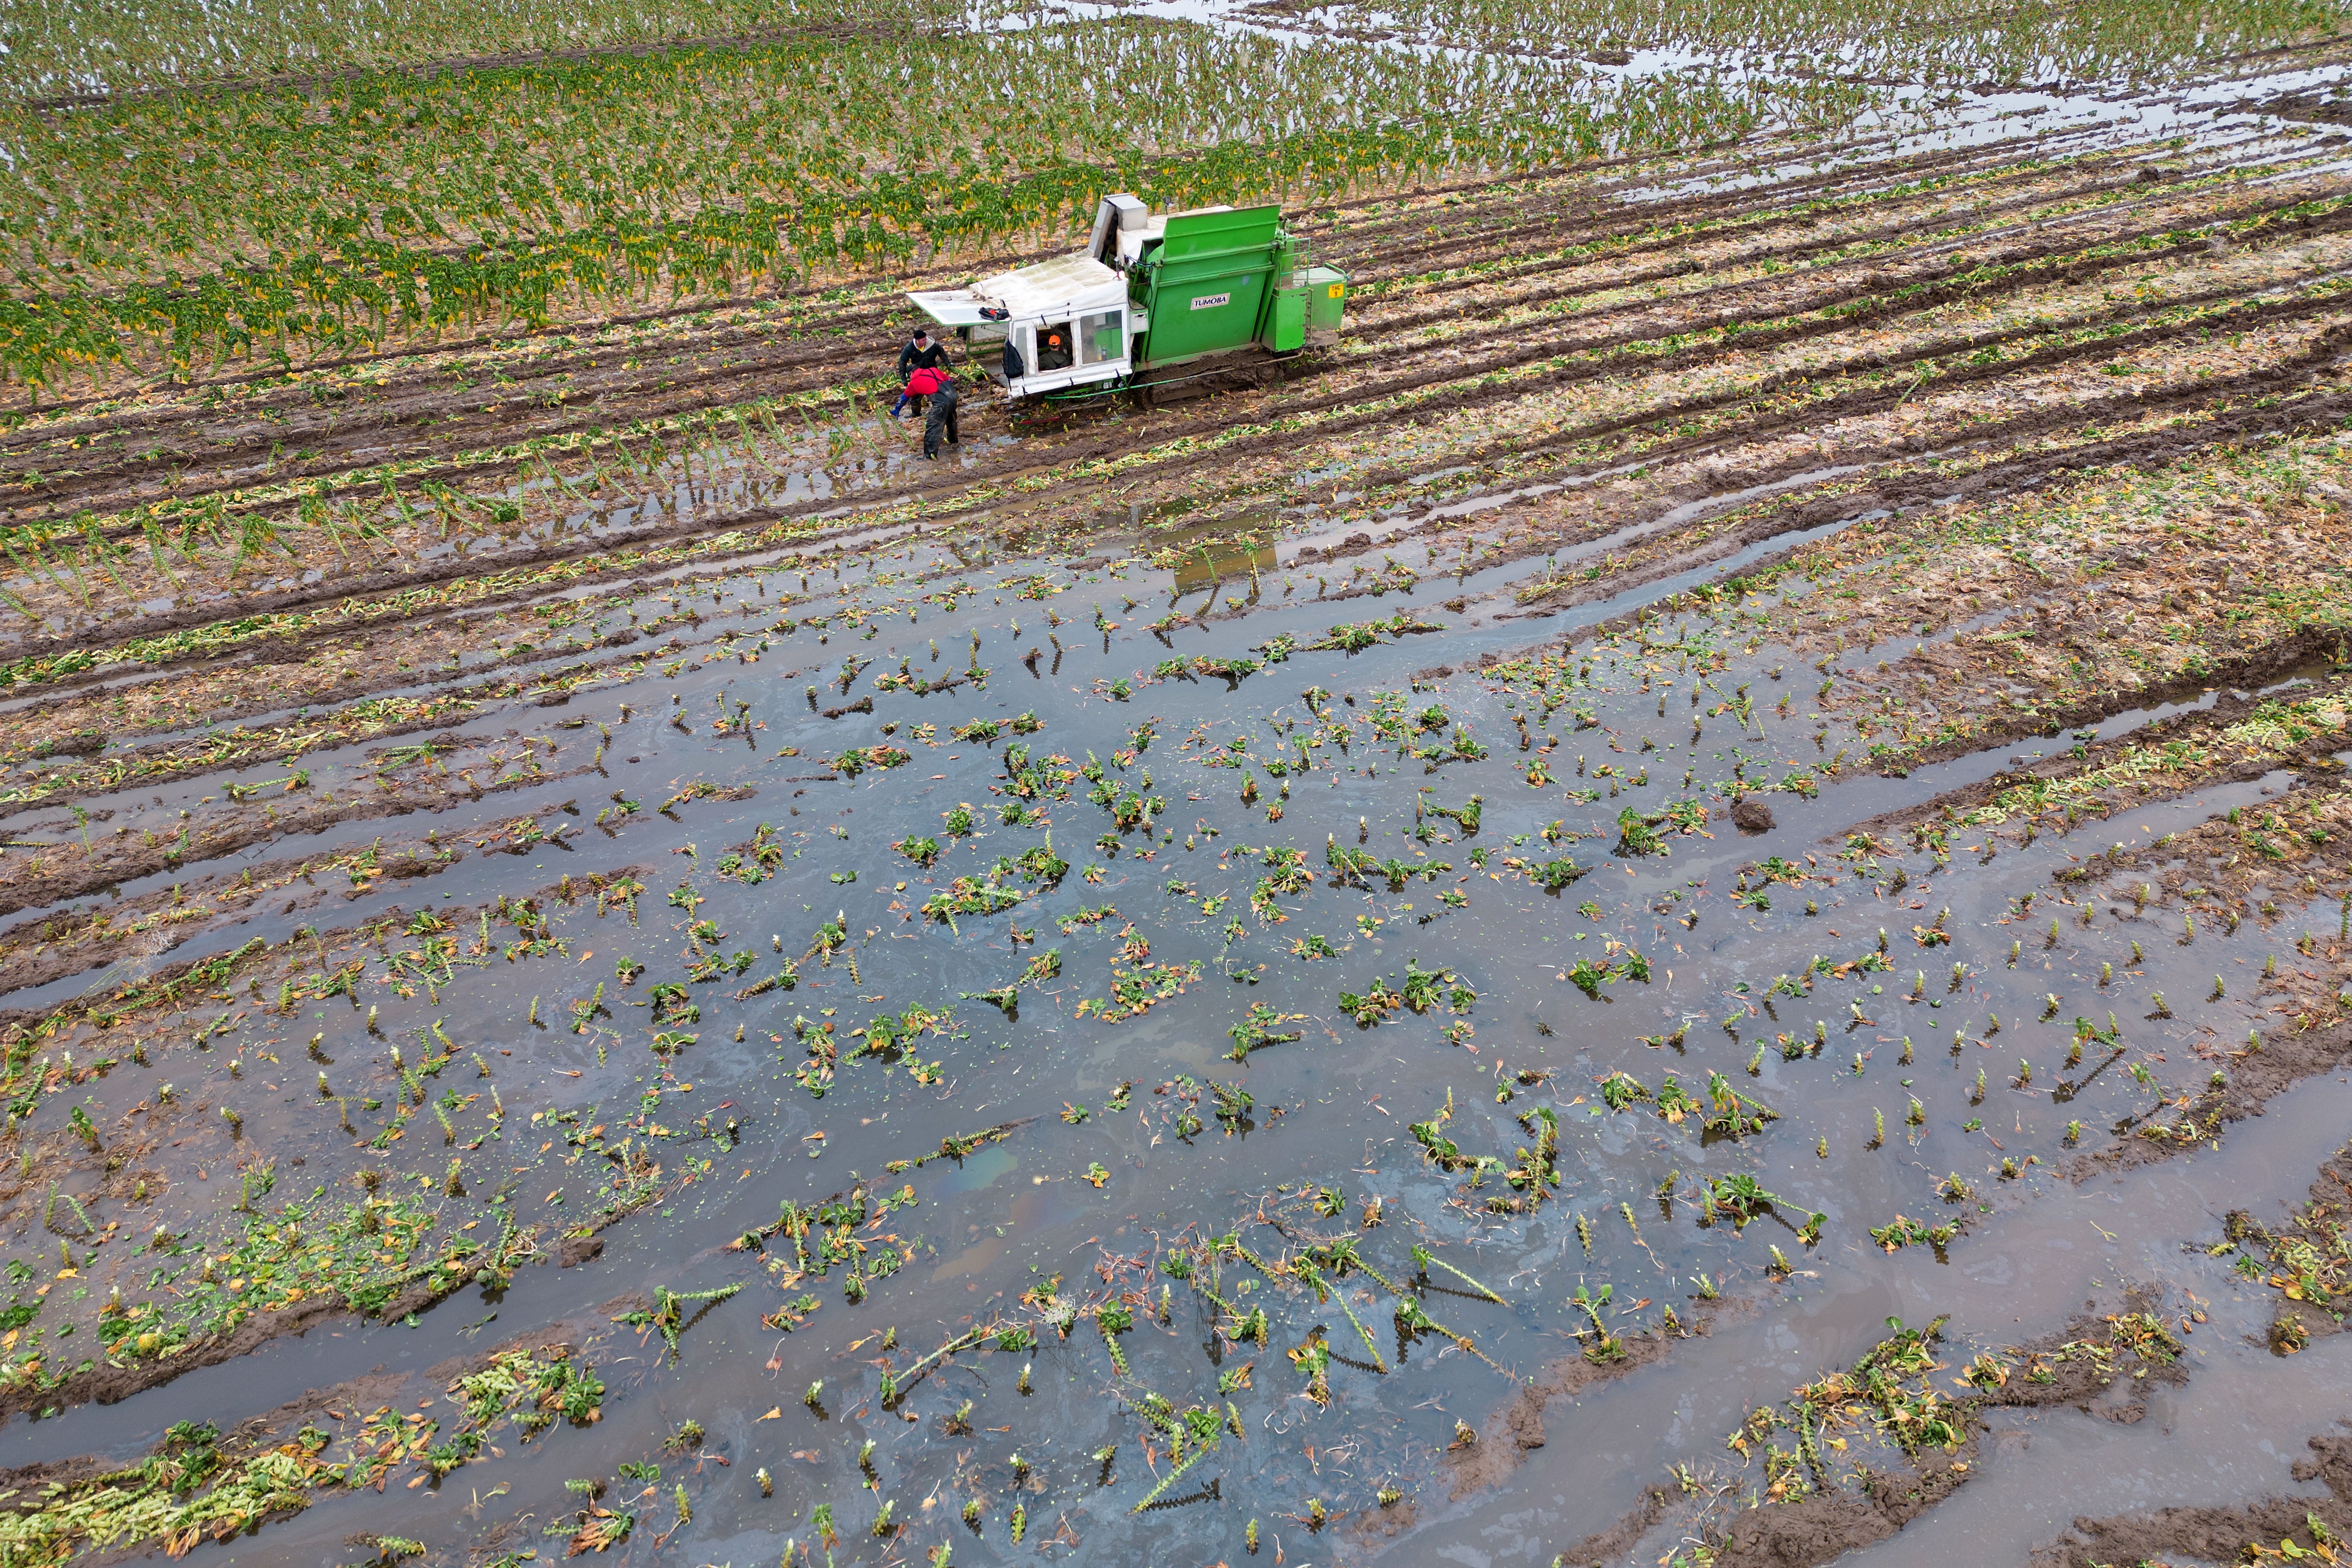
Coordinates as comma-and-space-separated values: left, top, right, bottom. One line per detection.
2, 2, 2352, 1565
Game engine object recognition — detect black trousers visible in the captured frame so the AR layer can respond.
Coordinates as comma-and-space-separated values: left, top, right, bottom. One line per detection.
924, 406, 958, 457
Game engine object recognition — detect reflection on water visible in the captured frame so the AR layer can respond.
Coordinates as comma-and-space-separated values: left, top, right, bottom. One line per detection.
1172, 537, 1280, 593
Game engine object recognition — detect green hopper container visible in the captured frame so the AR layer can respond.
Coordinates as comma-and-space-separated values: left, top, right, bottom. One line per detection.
1132, 204, 1289, 367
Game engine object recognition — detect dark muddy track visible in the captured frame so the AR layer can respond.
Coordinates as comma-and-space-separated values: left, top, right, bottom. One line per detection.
3, 133, 2281, 546
1338, 143, 2195, 299
10, 162, 2343, 681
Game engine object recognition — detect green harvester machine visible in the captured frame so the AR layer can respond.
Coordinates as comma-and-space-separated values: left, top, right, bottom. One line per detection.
906, 194, 1347, 404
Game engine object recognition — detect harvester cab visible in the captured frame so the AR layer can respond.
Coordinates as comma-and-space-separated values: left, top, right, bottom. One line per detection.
904, 193, 1347, 404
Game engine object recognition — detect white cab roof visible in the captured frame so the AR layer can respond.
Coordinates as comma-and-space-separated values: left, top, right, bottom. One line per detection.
907, 254, 1128, 328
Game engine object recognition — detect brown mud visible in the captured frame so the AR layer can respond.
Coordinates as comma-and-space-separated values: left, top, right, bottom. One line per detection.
2028, 1431, 2352, 1568
1847, 678, 2352, 846
2224, 1137, 2352, 1350
2064, 769, 2352, 913
0, 855, 655, 1047
0, 765, 597, 922
1444, 1291, 1754, 1497
8, 146, 2333, 671
1695, 1294, 2191, 1568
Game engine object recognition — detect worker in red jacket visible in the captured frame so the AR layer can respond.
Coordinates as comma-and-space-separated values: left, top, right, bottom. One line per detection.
900, 365, 948, 423
893, 332, 949, 418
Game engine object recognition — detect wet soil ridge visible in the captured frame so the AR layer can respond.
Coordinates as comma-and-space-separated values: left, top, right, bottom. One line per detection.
1556, 1292, 2198, 1567
0, 1319, 612, 1565
2029, 1430, 2352, 1568
1442, 1289, 1757, 1497
2210, 1138, 2352, 1355
12, 156, 2331, 554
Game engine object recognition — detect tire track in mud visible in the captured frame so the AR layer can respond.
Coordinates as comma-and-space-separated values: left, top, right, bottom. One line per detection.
6, 124, 1864, 415
1338, 172, 2350, 385
0, 329, 914, 530
0, 633, 684, 817
2, 267, 2344, 765
0, 759, 608, 923
1270, 121, 2023, 258
11, 165, 2345, 675
1351, 257, 2352, 499
2, 138, 2280, 542
1509, 370, 2352, 630
0, 827, 665, 1042
1341, 150, 2211, 314
0, 121, 1931, 434
4, 160, 2314, 682
13, 126, 1828, 424
1319, 135, 2083, 276
1302, 97, 2233, 267
808, 191, 2352, 532
1374, 372, 2339, 644
0, 104, 2296, 466
1324, 120, 2319, 297
3, 133, 2347, 745
0, 272, 917, 432
0, 198, 2058, 533
11, 342, 2339, 891
1408, 375, 2352, 806
1835, 677, 2352, 859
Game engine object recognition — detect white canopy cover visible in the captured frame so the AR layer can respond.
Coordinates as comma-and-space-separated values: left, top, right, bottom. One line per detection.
906, 254, 1128, 330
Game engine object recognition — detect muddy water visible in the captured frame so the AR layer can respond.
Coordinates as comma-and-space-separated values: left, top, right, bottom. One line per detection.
5, 466, 2341, 1568
1415, 1069, 2352, 1565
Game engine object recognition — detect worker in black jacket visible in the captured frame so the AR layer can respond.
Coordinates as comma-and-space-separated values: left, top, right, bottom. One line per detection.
923, 375, 960, 460
892, 330, 949, 417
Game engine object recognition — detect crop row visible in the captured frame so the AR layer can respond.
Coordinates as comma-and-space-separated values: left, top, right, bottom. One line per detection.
0, 22, 1886, 392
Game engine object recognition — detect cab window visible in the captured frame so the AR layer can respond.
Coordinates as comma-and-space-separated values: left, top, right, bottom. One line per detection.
1034, 321, 1074, 372
1078, 309, 1124, 365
